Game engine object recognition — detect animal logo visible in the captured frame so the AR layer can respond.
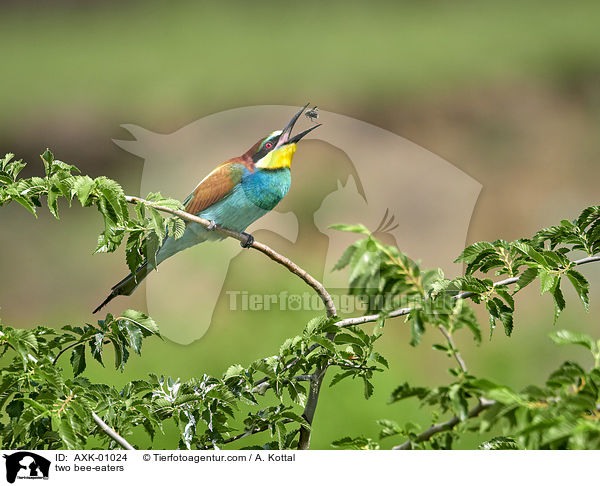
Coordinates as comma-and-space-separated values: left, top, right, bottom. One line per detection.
3, 452, 51, 484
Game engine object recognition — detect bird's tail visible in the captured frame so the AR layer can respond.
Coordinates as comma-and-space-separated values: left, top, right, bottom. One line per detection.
93, 261, 154, 314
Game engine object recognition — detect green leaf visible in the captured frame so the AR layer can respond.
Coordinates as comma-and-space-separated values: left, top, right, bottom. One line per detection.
19, 398, 49, 413
369, 351, 389, 369
566, 269, 590, 311
549, 329, 595, 352
514, 267, 538, 292
6, 400, 24, 420
312, 335, 336, 354
472, 378, 522, 404
73, 176, 95, 206
409, 309, 425, 347
304, 316, 329, 336
47, 185, 61, 218
552, 280, 566, 324
496, 289, 514, 310
168, 217, 186, 240
12, 195, 37, 216
454, 241, 496, 264
376, 419, 402, 439
123, 322, 144, 354
70, 344, 87, 377
58, 416, 79, 449
329, 223, 371, 235
329, 370, 354, 387
500, 311, 514, 337
149, 207, 166, 241
388, 383, 428, 403
120, 309, 160, 336
331, 436, 379, 450
539, 269, 556, 295
89, 333, 105, 365
95, 176, 127, 223
454, 303, 481, 344
513, 241, 548, 268
41, 149, 54, 176
479, 437, 520, 450
332, 245, 357, 271
363, 377, 374, 399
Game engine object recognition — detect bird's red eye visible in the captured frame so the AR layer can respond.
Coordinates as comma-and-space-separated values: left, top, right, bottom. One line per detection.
265, 142, 273, 149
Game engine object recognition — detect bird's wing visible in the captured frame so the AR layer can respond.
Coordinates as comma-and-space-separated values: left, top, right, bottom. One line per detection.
183, 160, 250, 215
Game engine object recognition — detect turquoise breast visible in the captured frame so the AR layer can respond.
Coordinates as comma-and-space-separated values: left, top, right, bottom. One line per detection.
241, 168, 291, 211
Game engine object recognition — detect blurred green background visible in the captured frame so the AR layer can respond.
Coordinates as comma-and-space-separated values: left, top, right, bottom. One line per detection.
1, 0, 600, 449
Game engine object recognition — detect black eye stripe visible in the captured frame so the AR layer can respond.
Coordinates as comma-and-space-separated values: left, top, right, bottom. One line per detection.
252, 134, 281, 163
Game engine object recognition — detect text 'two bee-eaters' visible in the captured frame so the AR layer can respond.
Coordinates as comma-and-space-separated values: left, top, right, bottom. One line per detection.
93, 104, 321, 313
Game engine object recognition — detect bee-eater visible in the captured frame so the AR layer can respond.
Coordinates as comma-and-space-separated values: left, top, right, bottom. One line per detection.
93, 104, 320, 313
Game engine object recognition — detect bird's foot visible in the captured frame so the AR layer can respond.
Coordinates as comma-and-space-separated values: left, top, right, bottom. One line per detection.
240, 232, 254, 248
206, 220, 217, 231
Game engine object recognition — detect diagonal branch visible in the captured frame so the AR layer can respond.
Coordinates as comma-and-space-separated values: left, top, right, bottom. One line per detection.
215, 419, 296, 448
92, 411, 135, 450
437, 324, 468, 373
392, 398, 496, 450
125, 196, 338, 318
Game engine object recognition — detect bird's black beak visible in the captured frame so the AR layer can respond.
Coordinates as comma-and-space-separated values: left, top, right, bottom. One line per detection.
277, 104, 322, 147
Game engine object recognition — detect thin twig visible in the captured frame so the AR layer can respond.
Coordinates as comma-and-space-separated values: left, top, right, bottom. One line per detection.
392, 398, 496, 450
52, 341, 84, 365
437, 324, 468, 373
92, 412, 135, 450
53, 338, 110, 365
219, 419, 295, 447
125, 196, 337, 318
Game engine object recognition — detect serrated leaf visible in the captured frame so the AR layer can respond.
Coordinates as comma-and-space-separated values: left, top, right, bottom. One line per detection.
409, 309, 425, 347
89, 333, 105, 366
70, 344, 86, 377
47, 185, 61, 218
552, 280, 566, 324
329, 370, 354, 387
454, 241, 496, 264
149, 207, 166, 241
369, 351, 389, 369
58, 416, 80, 449
479, 437, 519, 450
500, 311, 514, 337
388, 383, 428, 403
539, 269, 556, 295
304, 316, 328, 336
332, 244, 357, 271
329, 223, 371, 235
566, 269, 590, 311
513, 241, 548, 268
312, 335, 336, 354
549, 329, 595, 352
12, 195, 37, 216
120, 309, 160, 336
376, 419, 402, 439
331, 436, 379, 450
363, 377, 374, 399
73, 176, 95, 206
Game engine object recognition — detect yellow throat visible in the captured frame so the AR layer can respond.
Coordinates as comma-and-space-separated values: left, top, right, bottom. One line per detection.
255, 143, 297, 170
